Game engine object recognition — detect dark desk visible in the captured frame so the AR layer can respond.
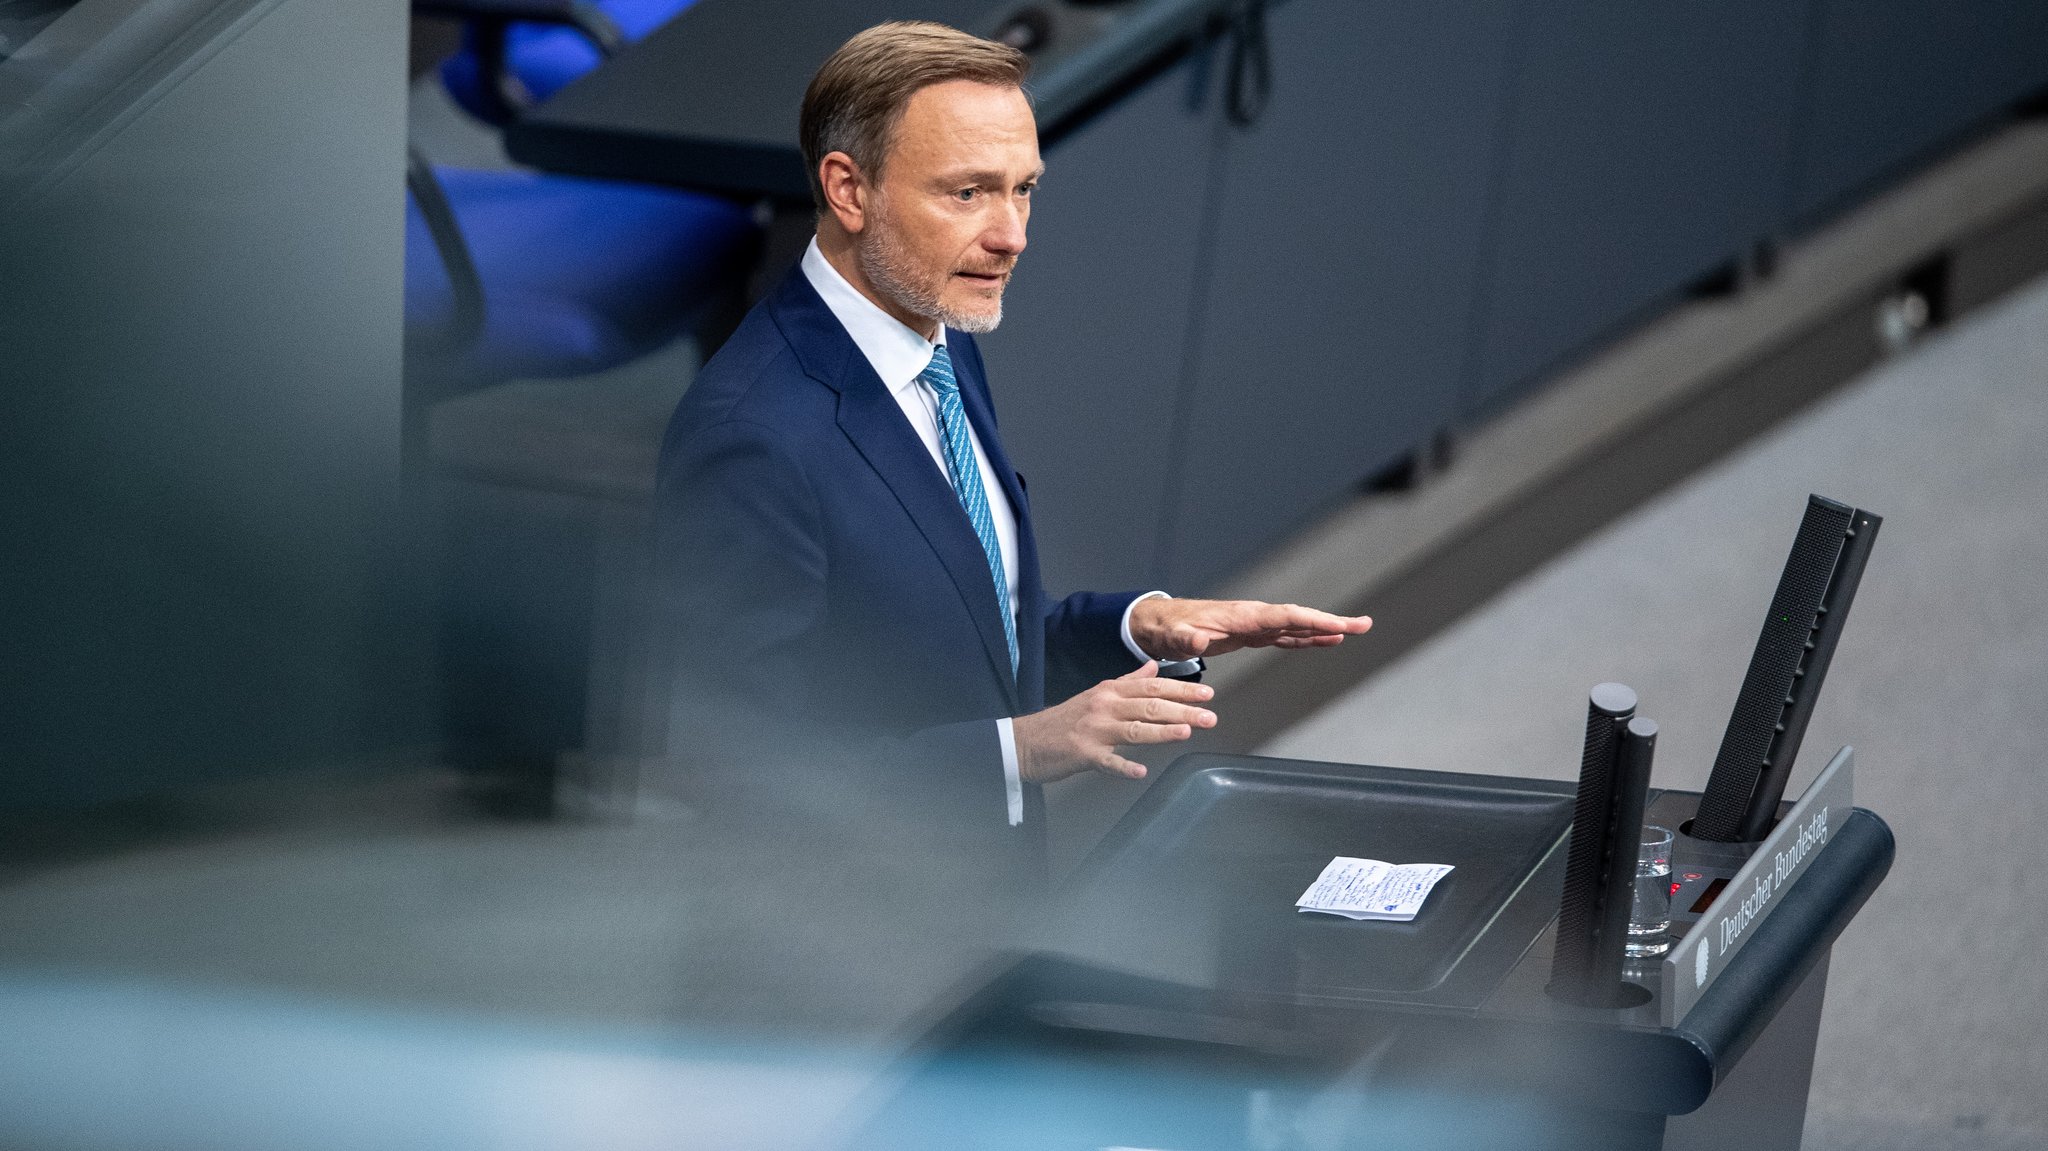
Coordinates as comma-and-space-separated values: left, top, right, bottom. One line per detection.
505, 0, 1235, 202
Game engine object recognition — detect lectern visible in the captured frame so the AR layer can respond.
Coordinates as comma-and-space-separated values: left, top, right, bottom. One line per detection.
850, 751, 1891, 1150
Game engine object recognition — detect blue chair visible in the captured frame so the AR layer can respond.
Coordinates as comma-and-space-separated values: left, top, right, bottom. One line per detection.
429, 0, 700, 126
405, 0, 754, 395
403, 151, 758, 399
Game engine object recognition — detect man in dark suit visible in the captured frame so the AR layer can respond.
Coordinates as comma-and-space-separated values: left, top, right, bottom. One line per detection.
655, 22, 1369, 861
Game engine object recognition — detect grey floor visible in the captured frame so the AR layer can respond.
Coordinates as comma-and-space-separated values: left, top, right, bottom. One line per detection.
1268, 271, 2048, 1151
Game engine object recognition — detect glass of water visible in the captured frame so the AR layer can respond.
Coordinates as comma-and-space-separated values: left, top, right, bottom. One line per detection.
1626, 825, 1674, 958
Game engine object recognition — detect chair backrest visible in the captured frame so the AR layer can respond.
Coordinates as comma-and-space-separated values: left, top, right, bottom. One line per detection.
435, 0, 700, 125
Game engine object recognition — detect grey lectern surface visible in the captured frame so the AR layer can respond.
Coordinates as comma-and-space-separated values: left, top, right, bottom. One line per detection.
849, 752, 1893, 1150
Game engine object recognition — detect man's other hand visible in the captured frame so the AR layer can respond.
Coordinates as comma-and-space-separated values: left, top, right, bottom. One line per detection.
1129, 598, 1372, 662
1012, 662, 1216, 784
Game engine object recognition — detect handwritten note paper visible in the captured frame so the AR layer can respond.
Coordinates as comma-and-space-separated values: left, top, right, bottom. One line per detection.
1296, 857, 1454, 922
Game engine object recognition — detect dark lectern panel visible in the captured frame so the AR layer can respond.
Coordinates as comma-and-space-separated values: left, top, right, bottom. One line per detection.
1167, 0, 1516, 589
974, 46, 1219, 593
1467, 0, 1808, 414
1791, 0, 2048, 227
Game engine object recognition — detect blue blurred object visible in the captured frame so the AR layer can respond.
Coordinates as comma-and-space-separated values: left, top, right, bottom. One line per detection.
403, 155, 757, 392
438, 0, 699, 125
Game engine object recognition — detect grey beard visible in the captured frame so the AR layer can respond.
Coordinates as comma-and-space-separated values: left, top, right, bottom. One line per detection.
857, 219, 1006, 335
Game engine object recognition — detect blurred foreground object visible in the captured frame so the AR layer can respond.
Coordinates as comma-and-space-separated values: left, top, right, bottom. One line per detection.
1, 0, 418, 809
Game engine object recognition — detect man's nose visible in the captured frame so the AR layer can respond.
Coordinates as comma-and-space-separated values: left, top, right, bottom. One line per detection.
982, 197, 1028, 256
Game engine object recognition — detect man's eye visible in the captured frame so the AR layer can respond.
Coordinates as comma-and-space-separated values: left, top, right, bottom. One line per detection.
954, 188, 979, 203
1018, 183, 1035, 198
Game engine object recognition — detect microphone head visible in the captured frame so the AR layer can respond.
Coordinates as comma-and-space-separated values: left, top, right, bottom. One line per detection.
1590, 682, 1638, 718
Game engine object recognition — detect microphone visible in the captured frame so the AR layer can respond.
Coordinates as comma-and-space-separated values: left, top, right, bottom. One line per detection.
1551, 684, 1658, 1006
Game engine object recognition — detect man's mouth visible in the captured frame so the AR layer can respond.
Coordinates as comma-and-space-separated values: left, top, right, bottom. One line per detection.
954, 269, 1010, 285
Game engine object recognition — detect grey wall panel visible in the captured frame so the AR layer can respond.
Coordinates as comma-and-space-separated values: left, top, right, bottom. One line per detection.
975, 46, 1221, 595
1791, 0, 2048, 227
1166, 0, 1517, 590
1468, 0, 1809, 414
0, 0, 411, 807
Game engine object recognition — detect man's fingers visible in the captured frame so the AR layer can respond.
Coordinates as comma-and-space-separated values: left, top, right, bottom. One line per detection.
1247, 602, 1372, 635
1120, 719, 1195, 745
1220, 614, 1373, 649
1118, 676, 1214, 702
1120, 697, 1216, 727
1118, 660, 1162, 681
1270, 634, 1348, 649
1098, 753, 1148, 780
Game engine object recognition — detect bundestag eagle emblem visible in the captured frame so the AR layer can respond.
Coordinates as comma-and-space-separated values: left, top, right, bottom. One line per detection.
1694, 936, 1712, 987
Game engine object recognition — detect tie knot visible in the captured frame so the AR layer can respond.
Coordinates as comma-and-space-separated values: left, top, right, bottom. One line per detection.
919, 344, 959, 395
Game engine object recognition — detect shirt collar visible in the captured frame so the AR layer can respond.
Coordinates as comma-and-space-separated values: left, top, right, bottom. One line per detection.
801, 236, 947, 402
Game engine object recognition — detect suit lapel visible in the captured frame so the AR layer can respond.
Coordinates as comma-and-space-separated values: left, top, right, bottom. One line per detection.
771, 273, 1020, 703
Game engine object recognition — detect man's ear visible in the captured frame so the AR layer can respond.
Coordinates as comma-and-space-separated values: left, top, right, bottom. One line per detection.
818, 151, 869, 235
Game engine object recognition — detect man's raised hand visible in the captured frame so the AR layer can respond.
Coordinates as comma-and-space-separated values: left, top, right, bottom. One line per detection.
1128, 598, 1371, 662
1011, 661, 1216, 785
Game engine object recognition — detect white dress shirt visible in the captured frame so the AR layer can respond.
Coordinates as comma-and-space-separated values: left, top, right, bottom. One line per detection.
800, 239, 1170, 825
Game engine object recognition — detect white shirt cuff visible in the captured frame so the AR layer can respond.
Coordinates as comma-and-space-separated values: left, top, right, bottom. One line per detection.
1120, 591, 1202, 677
998, 717, 1022, 826
1121, 591, 1169, 663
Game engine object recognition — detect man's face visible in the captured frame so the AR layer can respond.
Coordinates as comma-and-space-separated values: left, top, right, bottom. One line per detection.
856, 79, 1040, 335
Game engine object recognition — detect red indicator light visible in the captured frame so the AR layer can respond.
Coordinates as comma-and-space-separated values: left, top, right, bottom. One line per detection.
1670, 882, 1681, 897
1681, 872, 1703, 880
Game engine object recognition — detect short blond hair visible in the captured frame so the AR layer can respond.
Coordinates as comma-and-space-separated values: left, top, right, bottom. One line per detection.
799, 21, 1031, 214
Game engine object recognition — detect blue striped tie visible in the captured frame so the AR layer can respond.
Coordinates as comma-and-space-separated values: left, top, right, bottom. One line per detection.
919, 344, 1019, 676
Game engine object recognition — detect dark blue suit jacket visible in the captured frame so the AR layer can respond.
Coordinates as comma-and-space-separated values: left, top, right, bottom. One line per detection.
654, 267, 1142, 849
